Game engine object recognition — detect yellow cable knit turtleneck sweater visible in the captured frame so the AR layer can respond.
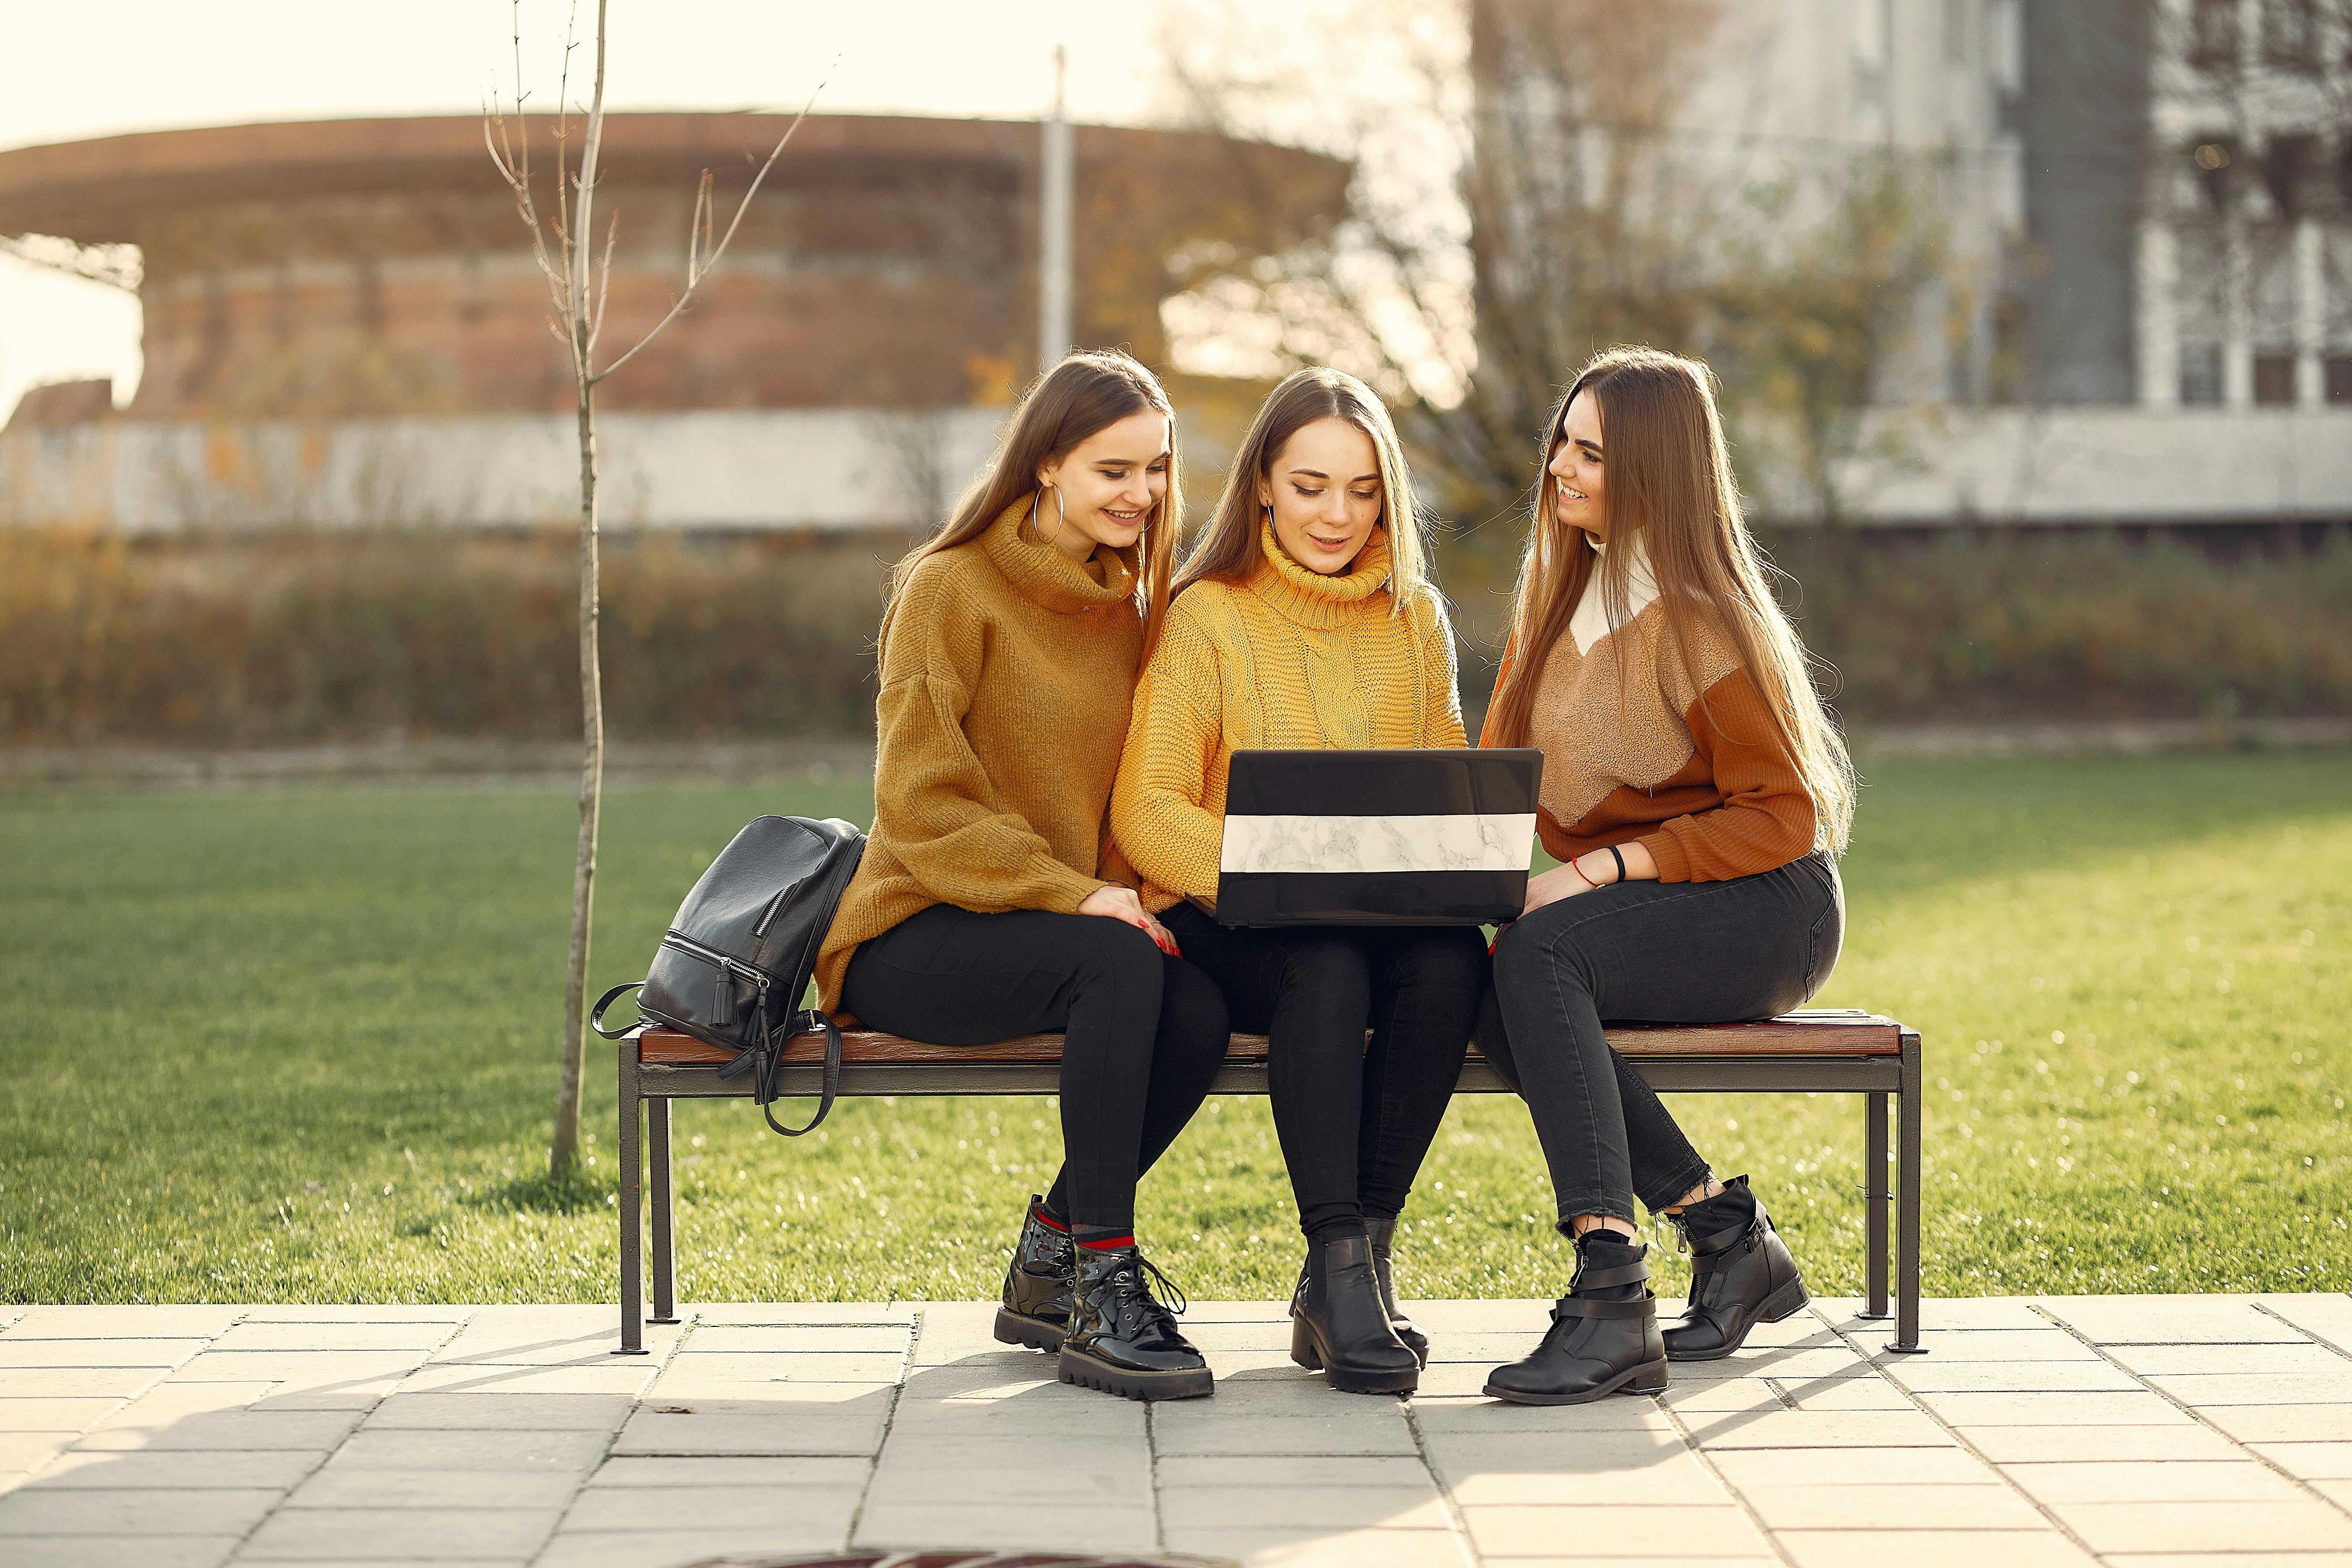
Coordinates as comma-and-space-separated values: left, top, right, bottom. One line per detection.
813, 499, 1144, 1009
1110, 521, 1466, 907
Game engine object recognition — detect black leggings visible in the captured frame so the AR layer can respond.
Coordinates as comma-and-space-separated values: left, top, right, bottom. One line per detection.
1476, 854, 1844, 1227
840, 903, 1230, 1233
1162, 903, 1486, 1241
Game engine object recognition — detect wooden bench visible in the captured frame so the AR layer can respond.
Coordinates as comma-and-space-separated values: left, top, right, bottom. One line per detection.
616, 1009, 1924, 1357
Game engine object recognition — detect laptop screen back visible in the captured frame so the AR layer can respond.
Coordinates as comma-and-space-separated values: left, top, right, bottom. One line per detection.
1214, 749, 1544, 927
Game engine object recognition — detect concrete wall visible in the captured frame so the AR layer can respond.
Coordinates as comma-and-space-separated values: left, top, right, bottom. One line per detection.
0, 408, 1007, 532
1825, 406, 2352, 524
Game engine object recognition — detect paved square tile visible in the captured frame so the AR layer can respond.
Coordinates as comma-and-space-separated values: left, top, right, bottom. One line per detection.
241, 1505, 562, 1559
2048, 1497, 2352, 1553
0, 1485, 284, 1536
855, 1501, 1156, 1550
0, 1341, 211, 1370
2198, 1402, 2352, 1443
1159, 1524, 1470, 1567
1461, 1501, 1771, 1557
0, 1535, 243, 1568
1774, 1528, 2098, 1568
1957, 1423, 2250, 1463
28, 1449, 324, 1490
322, 1429, 610, 1472
2250, 1440, 2352, 1478
1999, 1458, 2306, 1502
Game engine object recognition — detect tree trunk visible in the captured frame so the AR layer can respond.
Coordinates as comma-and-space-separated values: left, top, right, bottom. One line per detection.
550, 378, 602, 1182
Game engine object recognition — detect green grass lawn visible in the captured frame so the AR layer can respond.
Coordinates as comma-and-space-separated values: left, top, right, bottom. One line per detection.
2, 751, 2346, 1306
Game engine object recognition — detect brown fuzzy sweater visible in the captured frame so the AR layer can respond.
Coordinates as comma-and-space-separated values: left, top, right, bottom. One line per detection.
1480, 534, 1816, 881
813, 500, 1144, 1008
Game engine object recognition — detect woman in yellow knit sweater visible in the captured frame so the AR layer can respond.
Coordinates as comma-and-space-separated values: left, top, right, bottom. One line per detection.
813, 353, 1227, 1404
1112, 368, 1486, 1397
1472, 346, 1855, 1406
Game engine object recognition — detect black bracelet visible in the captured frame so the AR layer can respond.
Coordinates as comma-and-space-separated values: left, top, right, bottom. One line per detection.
1607, 844, 1628, 883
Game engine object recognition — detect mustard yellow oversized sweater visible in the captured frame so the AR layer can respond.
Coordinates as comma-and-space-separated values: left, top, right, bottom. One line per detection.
813, 500, 1144, 1009
1111, 522, 1466, 906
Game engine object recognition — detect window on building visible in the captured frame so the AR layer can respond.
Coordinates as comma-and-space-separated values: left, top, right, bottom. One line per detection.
2253, 354, 2297, 405
2263, 136, 2315, 218
2192, 0, 2239, 69
2264, 0, 2316, 67
2181, 343, 2225, 406
2325, 357, 2352, 406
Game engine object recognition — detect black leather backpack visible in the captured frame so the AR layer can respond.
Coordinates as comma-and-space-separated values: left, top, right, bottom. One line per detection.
592, 815, 866, 1136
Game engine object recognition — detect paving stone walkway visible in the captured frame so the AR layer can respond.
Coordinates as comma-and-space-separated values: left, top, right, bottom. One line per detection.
3, 1295, 2349, 1568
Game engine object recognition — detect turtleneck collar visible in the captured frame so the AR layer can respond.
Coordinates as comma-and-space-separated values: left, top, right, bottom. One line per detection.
1246, 518, 1394, 630
981, 495, 1139, 615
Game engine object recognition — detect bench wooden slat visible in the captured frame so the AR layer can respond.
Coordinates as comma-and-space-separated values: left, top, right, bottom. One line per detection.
635, 1008, 1900, 1066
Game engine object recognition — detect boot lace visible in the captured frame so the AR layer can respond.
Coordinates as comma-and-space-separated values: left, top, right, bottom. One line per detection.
1099, 1251, 1191, 1344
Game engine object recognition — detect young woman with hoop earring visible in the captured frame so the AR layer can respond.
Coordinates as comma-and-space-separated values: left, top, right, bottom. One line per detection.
812, 351, 1229, 1402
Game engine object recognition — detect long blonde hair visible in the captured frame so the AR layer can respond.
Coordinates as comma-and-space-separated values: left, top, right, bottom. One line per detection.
882, 350, 1183, 662
1485, 346, 1855, 854
1173, 367, 1431, 612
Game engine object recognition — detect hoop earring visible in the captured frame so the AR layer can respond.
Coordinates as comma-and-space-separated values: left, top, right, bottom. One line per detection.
1044, 485, 1068, 546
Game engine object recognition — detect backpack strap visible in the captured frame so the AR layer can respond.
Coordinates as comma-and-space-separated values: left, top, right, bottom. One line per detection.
746, 1008, 843, 1138
589, 982, 647, 1039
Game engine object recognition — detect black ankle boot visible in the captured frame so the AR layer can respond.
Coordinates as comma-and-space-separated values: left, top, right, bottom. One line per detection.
1662, 1176, 1809, 1362
1484, 1228, 1668, 1405
1365, 1215, 1429, 1368
1290, 1232, 1421, 1395
1057, 1244, 1213, 1401
991, 1195, 1073, 1351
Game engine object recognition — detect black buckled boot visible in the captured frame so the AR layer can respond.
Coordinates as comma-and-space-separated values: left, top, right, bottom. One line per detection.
992, 1195, 1074, 1351
1057, 1245, 1213, 1402
1365, 1215, 1428, 1368
1483, 1228, 1668, 1405
1662, 1176, 1808, 1362
1289, 1232, 1421, 1395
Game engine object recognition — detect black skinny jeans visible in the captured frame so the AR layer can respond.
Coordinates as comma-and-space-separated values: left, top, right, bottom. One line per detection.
1162, 903, 1486, 1241
839, 903, 1230, 1234
1477, 853, 1844, 1228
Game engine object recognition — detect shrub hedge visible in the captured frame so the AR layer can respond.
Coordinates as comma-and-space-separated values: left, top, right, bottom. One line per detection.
2, 523, 2344, 748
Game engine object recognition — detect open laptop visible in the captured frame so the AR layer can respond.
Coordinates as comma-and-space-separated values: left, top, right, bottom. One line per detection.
1214, 749, 1544, 927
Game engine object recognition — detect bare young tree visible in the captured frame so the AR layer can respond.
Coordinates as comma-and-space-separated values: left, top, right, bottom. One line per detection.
486, 3, 825, 1182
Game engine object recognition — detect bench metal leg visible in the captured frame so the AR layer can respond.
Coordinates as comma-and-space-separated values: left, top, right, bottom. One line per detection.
648, 1097, 679, 1324
1889, 1030, 1927, 1353
1860, 1091, 1889, 1320
615, 1048, 649, 1356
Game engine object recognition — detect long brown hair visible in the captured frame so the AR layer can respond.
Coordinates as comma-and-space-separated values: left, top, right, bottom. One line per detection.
1173, 367, 1430, 613
1484, 346, 1855, 853
882, 350, 1183, 660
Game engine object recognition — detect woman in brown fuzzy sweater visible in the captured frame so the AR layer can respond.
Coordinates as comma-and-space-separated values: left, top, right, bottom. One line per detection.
813, 353, 1225, 1403
1474, 347, 1856, 1407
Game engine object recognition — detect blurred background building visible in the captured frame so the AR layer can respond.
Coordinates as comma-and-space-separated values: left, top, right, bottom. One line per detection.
3, 0, 2348, 533
0, 112, 1343, 530
1456, 0, 2352, 527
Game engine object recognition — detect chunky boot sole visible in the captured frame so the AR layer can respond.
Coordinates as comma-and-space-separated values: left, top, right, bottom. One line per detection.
1291, 1314, 1421, 1395
1483, 1356, 1669, 1406
993, 1308, 1066, 1352
1057, 1347, 1212, 1402
1664, 1274, 1810, 1363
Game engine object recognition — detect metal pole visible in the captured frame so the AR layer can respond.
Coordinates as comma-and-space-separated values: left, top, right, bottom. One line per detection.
1039, 43, 1073, 373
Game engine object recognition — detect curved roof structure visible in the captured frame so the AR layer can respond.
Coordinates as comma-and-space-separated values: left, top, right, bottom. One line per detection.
0, 114, 1348, 419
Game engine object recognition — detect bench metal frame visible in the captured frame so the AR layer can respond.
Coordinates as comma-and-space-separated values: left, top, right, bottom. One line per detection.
616, 1029, 1923, 1358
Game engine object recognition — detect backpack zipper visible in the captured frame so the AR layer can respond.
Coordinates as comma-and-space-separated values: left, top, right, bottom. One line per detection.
660, 932, 773, 991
